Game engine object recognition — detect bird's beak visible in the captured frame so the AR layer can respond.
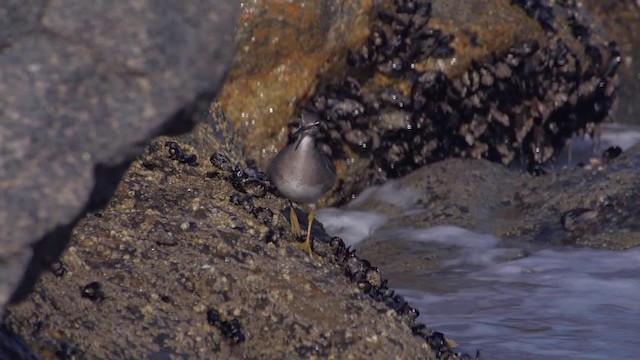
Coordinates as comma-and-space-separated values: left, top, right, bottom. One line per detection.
293, 121, 320, 150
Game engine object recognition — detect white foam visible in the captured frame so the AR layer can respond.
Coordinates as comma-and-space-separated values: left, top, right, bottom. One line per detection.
553, 122, 640, 168
315, 207, 387, 247
599, 122, 640, 150
396, 225, 500, 248
345, 179, 423, 211
373, 226, 514, 267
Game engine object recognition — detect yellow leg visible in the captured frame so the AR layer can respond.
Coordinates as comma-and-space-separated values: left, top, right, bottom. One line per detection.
300, 207, 315, 257
289, 206, 302, 236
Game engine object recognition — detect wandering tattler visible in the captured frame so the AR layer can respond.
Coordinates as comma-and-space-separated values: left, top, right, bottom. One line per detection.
268, 111, 336, 257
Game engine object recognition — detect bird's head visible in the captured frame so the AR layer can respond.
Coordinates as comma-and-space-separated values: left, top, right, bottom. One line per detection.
292, 111, 321, 149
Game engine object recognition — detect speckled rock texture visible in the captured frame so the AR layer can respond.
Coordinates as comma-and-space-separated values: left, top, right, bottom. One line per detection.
3, 106, 452, 360
0, 1, 238, 308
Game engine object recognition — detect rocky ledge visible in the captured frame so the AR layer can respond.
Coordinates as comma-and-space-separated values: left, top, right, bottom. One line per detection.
4, 107, 461, 359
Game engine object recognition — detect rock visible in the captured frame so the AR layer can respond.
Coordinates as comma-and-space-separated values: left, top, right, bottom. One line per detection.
352, 143, 640, 271
306, 0, 621, 205
581, 0, 640, 124
216, 0, 629, 209
0, 1, 239, 309
218, 0, 628, 207
3, 107, 446, 359
218, 0, 383, 165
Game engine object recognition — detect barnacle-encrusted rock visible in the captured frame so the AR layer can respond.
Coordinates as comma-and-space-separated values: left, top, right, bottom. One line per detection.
218, 0, 623, 206
300, 0, 621, 205
3, 107, 448, 359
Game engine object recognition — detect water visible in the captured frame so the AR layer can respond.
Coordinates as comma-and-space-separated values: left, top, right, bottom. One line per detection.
318, 223, 640, 359
316, 124, 640, 359
397, 228, 640, 359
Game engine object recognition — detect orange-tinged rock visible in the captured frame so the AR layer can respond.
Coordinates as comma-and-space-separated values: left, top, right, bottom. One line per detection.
219, 0, 380, 166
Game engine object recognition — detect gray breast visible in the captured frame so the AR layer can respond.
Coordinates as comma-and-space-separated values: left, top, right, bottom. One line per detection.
268, 135, 336, 204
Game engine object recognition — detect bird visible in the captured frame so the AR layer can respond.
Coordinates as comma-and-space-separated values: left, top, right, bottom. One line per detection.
268, 111, 337, 257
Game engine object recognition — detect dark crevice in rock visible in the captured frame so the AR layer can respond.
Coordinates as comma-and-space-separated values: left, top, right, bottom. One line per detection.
156, 91, 217, 137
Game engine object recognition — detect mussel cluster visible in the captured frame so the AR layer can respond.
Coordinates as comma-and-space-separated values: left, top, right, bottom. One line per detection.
165, 141, 198, 166
300, 0, 619, 188
209, 153, 279, 242
206, 308, 246, 344
327, 236, 479, 359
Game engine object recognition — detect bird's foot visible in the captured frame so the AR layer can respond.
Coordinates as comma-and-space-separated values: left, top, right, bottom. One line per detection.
296, 208, 316, 258
293, 234, 314, 258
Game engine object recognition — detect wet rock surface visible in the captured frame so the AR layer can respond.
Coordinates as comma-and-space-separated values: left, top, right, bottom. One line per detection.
0, 1, 238, 308
354, 144, 640, 273
3, 108, 454, 359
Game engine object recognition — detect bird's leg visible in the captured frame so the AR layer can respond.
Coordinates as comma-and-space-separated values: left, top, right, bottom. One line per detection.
289, 205, 303, 237
300, 205, 316, 257
290, 204, 315, 257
